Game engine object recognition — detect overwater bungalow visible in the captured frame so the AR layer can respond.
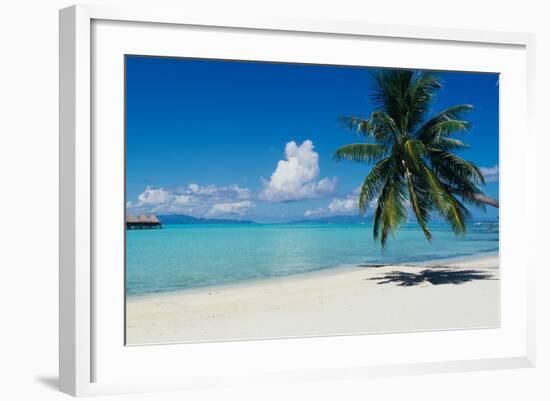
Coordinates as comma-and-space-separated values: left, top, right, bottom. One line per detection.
126, 214, 162, 230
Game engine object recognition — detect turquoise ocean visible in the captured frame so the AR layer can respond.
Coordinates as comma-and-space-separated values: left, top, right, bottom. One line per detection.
126, 222, 498, 297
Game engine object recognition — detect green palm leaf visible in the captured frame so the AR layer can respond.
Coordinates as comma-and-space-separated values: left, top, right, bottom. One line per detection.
416, 104, 473, 142
333, 143, 388, 164
419, 164, 468, 235
406, 170, 432, 241
373, 175, 408, 247
338, 111, 398, 144
430, 137, 469, 152
428, 150, 485, 185
358, 157, 393, 213
403, 139, 427, 171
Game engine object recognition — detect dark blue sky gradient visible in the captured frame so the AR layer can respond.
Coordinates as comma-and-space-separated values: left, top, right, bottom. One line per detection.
126, 56, 499, 221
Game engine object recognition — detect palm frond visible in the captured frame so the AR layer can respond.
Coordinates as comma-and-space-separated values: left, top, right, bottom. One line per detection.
403, 139, 427, 172
416, 104, 473, 141
429, 137, 469, 152
371, 70, 415, 135
420, 164, 469, 235
373, 175, 408, 247
358, 157, 393, 213
406, 72, 442, 130
443, 194, 471, 235
333, 143, 388, 164
422, 120, 471, 144
428, 150, 485, 186
337, 116, 369, 132
338, 111, 398, 144
402, 139, 432, 241
405, 169, 432, 241
447, 186, 487, 212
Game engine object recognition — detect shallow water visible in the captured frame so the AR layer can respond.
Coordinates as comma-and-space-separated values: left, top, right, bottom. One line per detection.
126, 222, 498, 296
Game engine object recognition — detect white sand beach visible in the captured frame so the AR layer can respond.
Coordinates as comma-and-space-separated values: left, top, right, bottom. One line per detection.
126, 253, 499, 345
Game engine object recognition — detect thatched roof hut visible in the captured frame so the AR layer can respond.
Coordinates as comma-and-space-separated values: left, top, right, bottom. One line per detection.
126, 214, 162, 229
126, 215, 139, 224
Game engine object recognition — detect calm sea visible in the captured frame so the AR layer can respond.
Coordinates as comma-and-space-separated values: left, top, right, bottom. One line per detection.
126, 222, 498, 296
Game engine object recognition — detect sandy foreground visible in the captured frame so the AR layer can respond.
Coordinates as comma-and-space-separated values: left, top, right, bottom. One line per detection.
126, 253, 499, 345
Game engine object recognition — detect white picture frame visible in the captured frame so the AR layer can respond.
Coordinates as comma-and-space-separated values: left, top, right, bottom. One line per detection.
59, 4, 536, 397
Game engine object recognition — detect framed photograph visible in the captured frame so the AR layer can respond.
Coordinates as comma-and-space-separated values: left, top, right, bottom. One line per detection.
59, 4, 536, 396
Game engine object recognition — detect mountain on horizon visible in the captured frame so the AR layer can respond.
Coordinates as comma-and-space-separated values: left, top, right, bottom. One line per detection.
158, 214, 256, 225
157, 213, 374, 225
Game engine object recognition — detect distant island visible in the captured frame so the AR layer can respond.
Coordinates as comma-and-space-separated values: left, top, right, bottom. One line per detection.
157, 214, 371, 225
157, 214, 256, 225
156, 214, 498, 226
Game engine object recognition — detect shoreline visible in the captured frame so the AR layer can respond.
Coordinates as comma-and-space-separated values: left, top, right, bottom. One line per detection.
127, 250, 499, 300
126, 252, 499, 345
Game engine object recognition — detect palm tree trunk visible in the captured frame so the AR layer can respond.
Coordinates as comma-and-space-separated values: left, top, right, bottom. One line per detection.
463, 192, 499, 208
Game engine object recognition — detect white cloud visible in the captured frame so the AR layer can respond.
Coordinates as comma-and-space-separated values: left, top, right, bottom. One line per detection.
304, 194, 361, 218
260, 140, 337, 202
304, 208, 325, 218
173, 194, 193, 206
137, 187, 171, 205
129, 184, 255, 218
328, 195, 359, 214
207, 201, 255, 217
186, 183, 251, 199
480, 164, 499, 183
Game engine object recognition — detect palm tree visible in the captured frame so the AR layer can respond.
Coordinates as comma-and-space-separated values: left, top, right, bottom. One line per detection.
334, 69, 498, 247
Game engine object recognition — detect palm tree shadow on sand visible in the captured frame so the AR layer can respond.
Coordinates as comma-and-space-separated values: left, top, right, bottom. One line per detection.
369, 269, 496, 287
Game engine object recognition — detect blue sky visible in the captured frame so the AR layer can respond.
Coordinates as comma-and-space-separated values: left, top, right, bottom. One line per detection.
126, 55, 499, 223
